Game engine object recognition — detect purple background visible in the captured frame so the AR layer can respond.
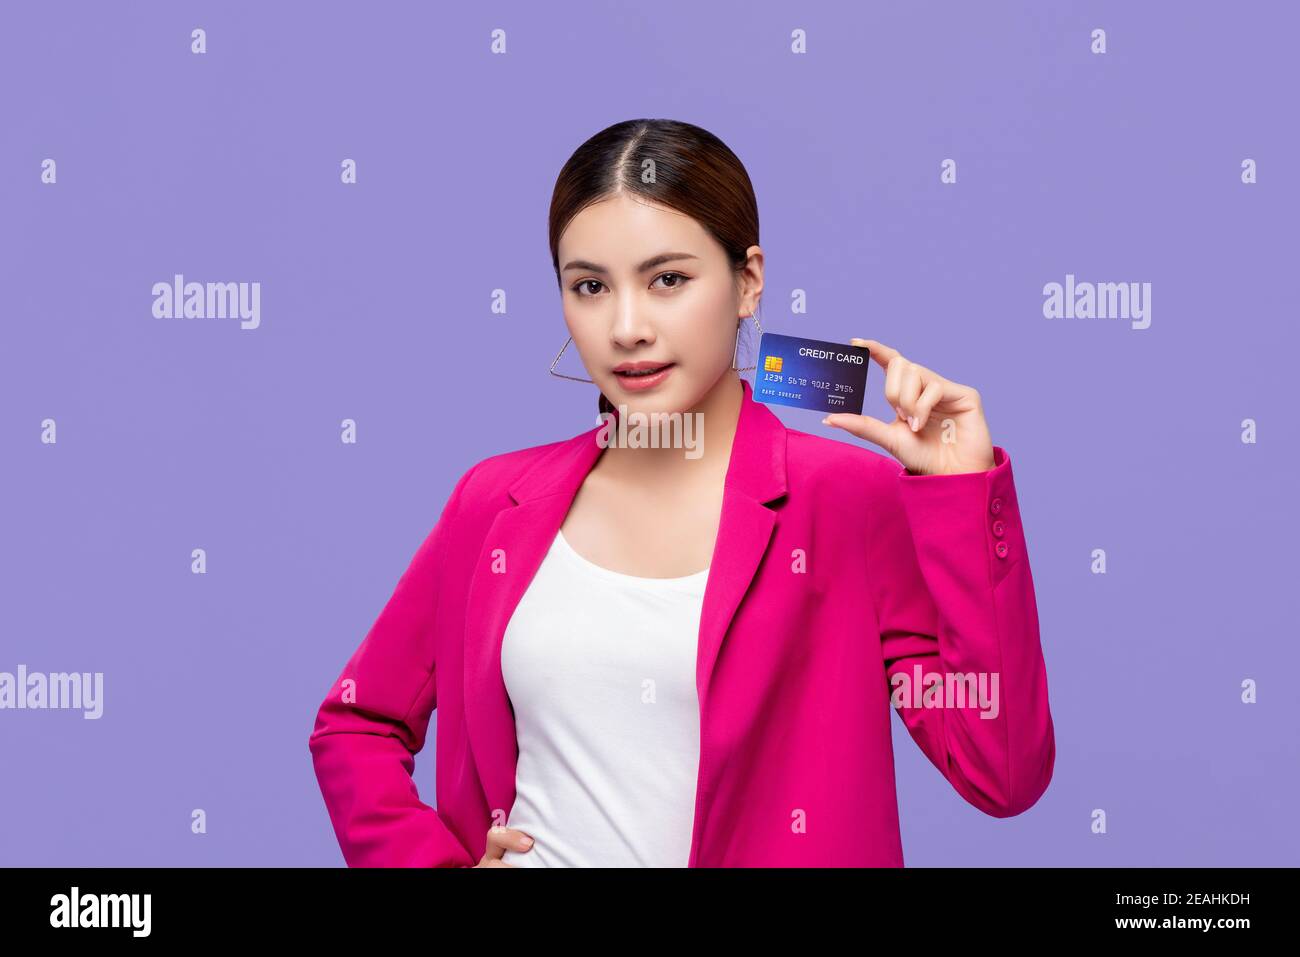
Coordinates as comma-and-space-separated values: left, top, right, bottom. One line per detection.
1, 1, 1296, 866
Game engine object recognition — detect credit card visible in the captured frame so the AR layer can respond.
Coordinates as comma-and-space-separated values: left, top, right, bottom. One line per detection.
752, 332, 870, 415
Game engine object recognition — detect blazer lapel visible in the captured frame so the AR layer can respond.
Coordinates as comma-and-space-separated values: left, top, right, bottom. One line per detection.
693, 379, 787, 713
462, 379, 789, 826
462, 428, 604, 820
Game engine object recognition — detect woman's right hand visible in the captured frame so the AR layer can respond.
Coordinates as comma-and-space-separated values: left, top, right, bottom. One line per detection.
473, 826, 534, 867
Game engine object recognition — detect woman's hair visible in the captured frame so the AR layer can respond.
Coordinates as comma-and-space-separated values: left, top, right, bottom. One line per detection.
547, 119, 761, 417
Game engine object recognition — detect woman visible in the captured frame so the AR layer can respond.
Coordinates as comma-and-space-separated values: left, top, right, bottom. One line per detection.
308, 118, 1055, 868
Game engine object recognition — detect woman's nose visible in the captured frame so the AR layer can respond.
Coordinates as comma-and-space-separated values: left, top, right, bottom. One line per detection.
610, 303, 656, 349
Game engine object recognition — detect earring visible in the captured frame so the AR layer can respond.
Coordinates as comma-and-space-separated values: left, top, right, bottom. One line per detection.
548, 335, 595, 383
732, 310, 763, 372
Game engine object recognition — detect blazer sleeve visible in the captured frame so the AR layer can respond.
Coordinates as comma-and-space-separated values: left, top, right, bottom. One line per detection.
868, 445, 1055, 818
308, 463, 480, 867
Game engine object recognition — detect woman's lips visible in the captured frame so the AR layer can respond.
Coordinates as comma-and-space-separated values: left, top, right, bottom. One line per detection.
612, 362, 675, 391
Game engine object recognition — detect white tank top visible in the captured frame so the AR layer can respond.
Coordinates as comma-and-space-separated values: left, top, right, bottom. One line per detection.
499, 528, 708, 867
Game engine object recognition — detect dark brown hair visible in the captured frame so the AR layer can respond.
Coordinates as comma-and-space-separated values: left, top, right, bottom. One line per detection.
547, 119, 761, 417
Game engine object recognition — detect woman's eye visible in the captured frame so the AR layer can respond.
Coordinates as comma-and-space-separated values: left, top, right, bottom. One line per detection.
571, 273, 690, 296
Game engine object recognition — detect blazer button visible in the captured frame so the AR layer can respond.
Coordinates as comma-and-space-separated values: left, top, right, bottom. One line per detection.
992, 519, 1006, 538
990, 497, 1003, 515
995, 541, 1009, 559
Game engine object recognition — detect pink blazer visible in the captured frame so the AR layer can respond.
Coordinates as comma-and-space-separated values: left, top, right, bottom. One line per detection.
309, 378, 1055, 867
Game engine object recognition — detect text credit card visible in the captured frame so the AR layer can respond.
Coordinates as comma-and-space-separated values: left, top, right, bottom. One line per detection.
753, 332, 870, 415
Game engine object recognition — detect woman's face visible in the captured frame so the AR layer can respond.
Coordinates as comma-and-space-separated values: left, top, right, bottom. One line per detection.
557, 191, 761, 416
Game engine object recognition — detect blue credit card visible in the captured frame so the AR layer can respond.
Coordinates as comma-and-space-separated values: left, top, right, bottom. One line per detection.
752, 332, 870, 415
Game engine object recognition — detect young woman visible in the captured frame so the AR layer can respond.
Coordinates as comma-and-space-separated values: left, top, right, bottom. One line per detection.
309, 119, 1055, 868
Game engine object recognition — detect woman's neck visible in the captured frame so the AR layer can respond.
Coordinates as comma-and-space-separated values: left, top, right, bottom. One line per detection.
595, 372, 744, 486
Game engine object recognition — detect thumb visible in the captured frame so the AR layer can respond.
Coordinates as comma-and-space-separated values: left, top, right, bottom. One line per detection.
823, 413, 897, 454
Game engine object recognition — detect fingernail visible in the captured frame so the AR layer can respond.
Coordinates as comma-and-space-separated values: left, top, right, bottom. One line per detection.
520, 836, 533, 847
821, 416, 831, 425
908, 416, 918, 431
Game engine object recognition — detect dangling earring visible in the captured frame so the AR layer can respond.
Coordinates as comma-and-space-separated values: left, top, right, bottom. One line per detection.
732, 309, 763, 372
548, 335, 594, 384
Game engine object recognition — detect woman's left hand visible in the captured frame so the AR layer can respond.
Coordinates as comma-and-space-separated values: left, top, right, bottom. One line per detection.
822, 338, 996, 476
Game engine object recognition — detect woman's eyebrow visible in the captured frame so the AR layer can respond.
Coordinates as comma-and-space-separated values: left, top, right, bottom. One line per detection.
561, 252, 700, 275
